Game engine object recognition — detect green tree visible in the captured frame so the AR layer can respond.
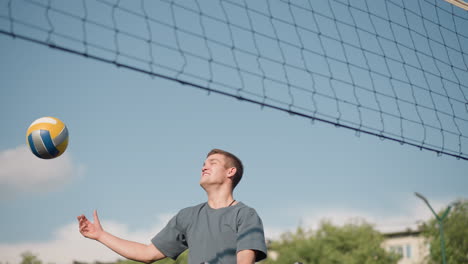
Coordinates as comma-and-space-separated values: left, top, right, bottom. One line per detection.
20, 252, 42, 264
264, 220, 400, 264
420, 199, 468, 264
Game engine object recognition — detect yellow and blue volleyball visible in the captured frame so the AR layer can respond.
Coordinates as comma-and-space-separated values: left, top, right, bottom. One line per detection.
26, 117, 69, 159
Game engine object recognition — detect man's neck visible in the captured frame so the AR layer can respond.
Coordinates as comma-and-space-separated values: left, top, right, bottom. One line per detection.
206, 189, 235, 209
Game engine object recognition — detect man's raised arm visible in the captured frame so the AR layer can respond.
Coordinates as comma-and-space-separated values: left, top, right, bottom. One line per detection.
77, 210, 165, 264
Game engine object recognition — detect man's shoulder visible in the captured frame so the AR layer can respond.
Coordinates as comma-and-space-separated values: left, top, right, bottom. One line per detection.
170, 202, 207, 228
236, 201, 254, 209
235, 202, 257, 212
176, 201, 260, 218
177, 202, 207, 215
232, 202, 263, 221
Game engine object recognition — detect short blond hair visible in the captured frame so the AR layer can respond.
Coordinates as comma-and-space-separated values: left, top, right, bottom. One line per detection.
207, 149, 243, 188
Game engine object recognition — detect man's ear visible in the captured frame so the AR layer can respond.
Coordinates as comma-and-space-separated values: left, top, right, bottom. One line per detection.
227, 167, 237, 178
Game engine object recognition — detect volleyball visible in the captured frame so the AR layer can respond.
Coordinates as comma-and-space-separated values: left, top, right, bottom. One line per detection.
26, 117, 69, 159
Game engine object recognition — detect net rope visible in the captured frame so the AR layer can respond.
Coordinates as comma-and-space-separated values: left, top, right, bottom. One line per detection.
1, 0, 467, 160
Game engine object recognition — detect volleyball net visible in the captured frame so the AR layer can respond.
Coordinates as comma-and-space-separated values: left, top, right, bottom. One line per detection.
1, 0, 467, 160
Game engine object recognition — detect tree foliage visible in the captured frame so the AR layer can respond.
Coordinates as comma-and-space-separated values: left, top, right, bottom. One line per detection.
420, 199, 468, 264
264, 220, 401, 264
19, 252, 42, 264
14, 250, 188, 264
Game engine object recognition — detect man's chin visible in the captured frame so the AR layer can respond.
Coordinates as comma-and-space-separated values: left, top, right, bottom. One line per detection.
199, 181, 207, 190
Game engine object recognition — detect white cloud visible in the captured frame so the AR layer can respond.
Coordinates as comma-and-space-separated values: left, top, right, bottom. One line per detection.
0, 145, 83, 198
264, 226, 293, 241
264, 198, 452, 240
0, 213, 174, 264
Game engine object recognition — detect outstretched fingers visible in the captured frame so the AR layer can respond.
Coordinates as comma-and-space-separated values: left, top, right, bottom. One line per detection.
77, 214, 90, 233
93, 210, 100, 224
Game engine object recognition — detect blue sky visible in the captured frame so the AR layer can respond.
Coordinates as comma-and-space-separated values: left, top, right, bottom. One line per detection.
1, 32, 467, 264
1, 1, 468, 263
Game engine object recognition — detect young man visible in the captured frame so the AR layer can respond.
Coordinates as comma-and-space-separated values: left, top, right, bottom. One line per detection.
77, 149, 267, 264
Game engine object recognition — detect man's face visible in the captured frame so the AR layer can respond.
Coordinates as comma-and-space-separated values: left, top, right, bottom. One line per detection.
200, 153, 231, 187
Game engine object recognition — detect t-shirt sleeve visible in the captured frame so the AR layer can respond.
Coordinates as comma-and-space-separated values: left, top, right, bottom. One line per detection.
151, 212, 188, 260
236, 208, 268, 262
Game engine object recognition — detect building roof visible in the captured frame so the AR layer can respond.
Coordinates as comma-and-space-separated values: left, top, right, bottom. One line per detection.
383, 229, 422, 238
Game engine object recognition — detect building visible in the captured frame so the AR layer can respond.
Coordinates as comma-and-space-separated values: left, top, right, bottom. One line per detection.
382, 229, 429, 264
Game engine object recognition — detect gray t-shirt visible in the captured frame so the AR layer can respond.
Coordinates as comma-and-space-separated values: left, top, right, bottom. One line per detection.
151, 202, 267, 264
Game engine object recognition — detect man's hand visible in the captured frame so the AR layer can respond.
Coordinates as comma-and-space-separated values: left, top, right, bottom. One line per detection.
76, 210, 166, 263
77, 210, 104, 241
